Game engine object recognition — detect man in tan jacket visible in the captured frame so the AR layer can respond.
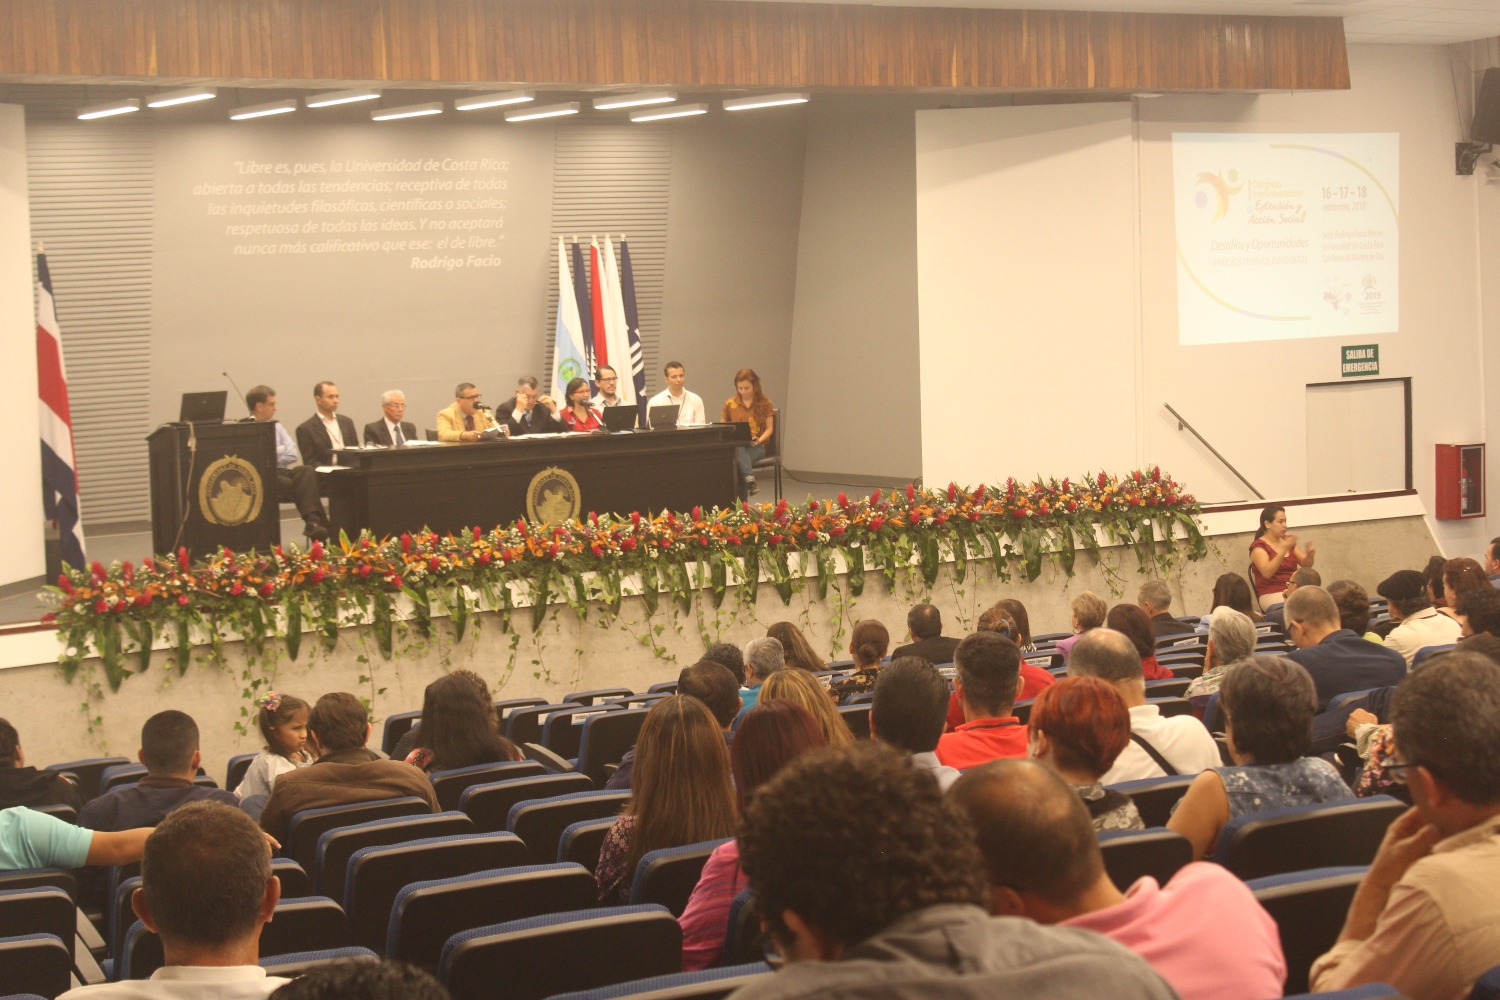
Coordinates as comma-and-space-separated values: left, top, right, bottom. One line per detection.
259, 693, 437, 843
436, 382, 503, 443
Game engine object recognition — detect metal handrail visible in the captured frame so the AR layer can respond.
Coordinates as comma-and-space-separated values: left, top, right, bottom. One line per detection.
1163, 403, 1264, 500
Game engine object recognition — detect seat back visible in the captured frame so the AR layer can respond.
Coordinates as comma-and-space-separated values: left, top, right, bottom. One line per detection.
1106, 775, 1196, 828
721, 890, 764, 968
1214, 796, 1407, 880
42, 757, 129, 801
388, 863, 599, 971
259, 946, 380, 977
285, 796, 432, 870
629, 839, 730, 917
439, 905, 683, 1000
1247, 866, 1367, 995
837, 704, 870, 739
0, 870, 76, 902
258, 896, 350, 957
543, 706, 624, 761
646, 681, 678, 695
509, 791, 632, 865
564, 688, 636, 707
545, 962, 774, 1000
226, 753, 257, 793
603, 695, 672, 710
1144, 678, 1191, 698
495, 697, 551, 720
576, 709, 650, 785
345, 833, 529, 951
99, 763, 148, 794
506, 703, 583, 747
315, 811, 474, 903
0, 890, 73, 952
461, 773, 594, 833
558, 818, 617, 871
1012, 699, 1034, 725
271, 858, 313, 899
1413, 643, 1458, 670
432, 761, 546, 812
111, 876, 143, 962
381, 710, 423, 756
1146, 696, 1193, 718
1097, 828, 1193, 892
0, 934, 72, 999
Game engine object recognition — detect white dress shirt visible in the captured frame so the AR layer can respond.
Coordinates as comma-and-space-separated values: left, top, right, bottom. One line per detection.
61, 965, 288, 1000
1100, 705, 1222, 784
593, 392, 623, 409
384, 418, 407, 446
318, 412, 345, 450
647, 388, 706, 426
1383, 607, 1462, 667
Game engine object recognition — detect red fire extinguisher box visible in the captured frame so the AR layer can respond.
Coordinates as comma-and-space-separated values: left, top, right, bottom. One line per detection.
1436, 444, 1485, 519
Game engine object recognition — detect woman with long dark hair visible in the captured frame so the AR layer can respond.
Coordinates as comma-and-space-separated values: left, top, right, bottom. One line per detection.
1250, 505, 1316, 612
720, 368, 775, 497
767, 621, 827, 673
404, 671, 521, 773
559, 376, 603, 432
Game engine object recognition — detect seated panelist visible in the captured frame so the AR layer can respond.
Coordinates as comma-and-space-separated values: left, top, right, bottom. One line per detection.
247, 384, 330, 542
499, 375, 564, 436
363, 390, 417, 447
295, 380, 357, 467
560, 377, 603, 432
436, 382, 502, 443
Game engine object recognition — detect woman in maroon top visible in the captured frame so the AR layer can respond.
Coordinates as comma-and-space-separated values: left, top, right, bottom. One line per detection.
1249, 504, 1316, 611
560, 377, 603, 432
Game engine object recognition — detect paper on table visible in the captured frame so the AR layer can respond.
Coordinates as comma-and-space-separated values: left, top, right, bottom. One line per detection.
314, 465, 351, 473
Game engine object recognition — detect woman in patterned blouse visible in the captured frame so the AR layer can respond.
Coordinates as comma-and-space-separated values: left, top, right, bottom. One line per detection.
1027, 676, 1144, 832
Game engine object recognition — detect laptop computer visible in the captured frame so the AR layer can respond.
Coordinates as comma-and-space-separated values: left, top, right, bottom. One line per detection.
602, 405, 638, 432
179, 391, 227, 423
647, 404, 680, 430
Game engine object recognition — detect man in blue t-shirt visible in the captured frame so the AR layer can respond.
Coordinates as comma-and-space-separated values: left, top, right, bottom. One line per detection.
0, 806, 147, 871
79, 711, 236, 832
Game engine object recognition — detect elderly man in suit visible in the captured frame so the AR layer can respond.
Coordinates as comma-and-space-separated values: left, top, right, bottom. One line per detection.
436, 382, 503, 442
363, 390, 418, 447
295, 381, 358, 467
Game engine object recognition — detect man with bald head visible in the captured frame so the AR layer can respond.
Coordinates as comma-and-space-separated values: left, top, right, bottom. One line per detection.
1069, 629, 1219, 783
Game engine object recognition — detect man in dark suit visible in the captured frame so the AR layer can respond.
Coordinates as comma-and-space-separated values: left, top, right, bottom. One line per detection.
363, 389, 418, 447
891, 604, 961, 665
1139, 580, 1195, 637
497, 375, 564, 436
1285, 586, 1406, 710
295, 381, 358, 467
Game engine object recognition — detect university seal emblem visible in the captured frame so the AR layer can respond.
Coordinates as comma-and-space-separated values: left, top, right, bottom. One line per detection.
197, 455, 264, 526
526, 466, 581, 525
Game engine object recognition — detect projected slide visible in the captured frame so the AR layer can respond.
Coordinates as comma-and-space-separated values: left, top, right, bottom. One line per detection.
1173, 132, 1399, 346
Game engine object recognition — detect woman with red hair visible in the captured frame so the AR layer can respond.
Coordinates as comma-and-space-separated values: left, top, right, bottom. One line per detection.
1029, 676, 1144, 831
721, 368, 775, 497
1107, 603, 1175, 680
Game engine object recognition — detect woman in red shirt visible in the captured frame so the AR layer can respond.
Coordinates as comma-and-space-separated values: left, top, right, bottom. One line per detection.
1249, 504, 1316, 611
560, 377, 603, 432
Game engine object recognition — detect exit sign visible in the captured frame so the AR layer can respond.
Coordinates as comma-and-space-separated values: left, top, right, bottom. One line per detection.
1342, 344, 1380, 377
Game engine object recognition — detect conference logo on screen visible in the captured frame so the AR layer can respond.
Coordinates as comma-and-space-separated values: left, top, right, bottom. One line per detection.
1193, 169, 1243, 221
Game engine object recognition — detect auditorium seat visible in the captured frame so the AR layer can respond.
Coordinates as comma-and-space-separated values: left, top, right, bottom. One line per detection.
629, 839, 732, 917
1213, 796, 1407, 880
344, 833, 529, 951
1412, 643, 1458, 670
1281, 985, 1403, 999
1168, 663, 1205, 680
388, 863, 599, 970
507, 703, 585, 747
558, 818, 618, 871
721, 890, 764, 968
1144, 678, 1191, 698
432, 761, 546, 811
462, 773, 595, 833
439, 905, 682, 1000
0, 890, 73, 961
546, 962, 774, 1000
544, 705, 625, 761
565, 688, 636, 706
837, 704, 870, 739
1328, 688, 1379, 712
314, 811, 475, 902
110, 877, 141, 962
1033, 632, 1071, 644
98, 764, 148, 794
381, 710, 423, 755
1097, 828, 1193, 892
260, 946, 380, 977
576, 709, 650, 785
509, 791, 632, 865
1106, 775, 1195, 828
42, 757, 129, 802
1156, 634, 1204, 651
1145, 696, 1193, 718
524, 744, 579, 774
0, 934, 72, 999
1470, 964, 1500, 1000
601, 694, 672, 711
497, 697, 551, 721
272, 858, 314, 899
1012, 699, 1034, 725
1247, 866, 1367, 994
259, 897, 350, 956
29, 805, 75, 826
750, 407, 783, 501
283, 797, 432, 871
841, 691, 874, 706
646, 682, 678, 695
226, 753, 256, 793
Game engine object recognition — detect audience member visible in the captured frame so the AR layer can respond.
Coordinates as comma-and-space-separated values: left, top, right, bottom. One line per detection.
1440, 557, 1491, 622
595, 696, 736, 904
766, 622, 826, 673
935, 632, 1027, 769
1250, 504, 1316, 612
1055, 592, 1108, 663
943, 604, 1055, 732
829, 619, 889, 700
1422, 555, 1450, 609
1327, 579, 1381, 642
61, 802, 284, 1000
1266, 566, 1321, 630
759, 668, 855, 747
402, 672, 520, 772
1069, 629, 1219, 783
1485, 537, 1500, 588
994, 599, 1037, 651
1284, 587, 1406, 709
703, 642, 746, 686
259, 693, 437, 843
1138, 580, 1193, 638
0, 807, 148, 872
234, 694, 312, 802
678, 699, 826, 970
731, 743, 1177, 1000
0, 718, 82, 812
1168, 656, 1353, 859
869, 657, 958, 791
950, 760, 1284, 1000
608, 661, 740, 790
1027, 677, 1143, 831
1198, 573, 1264, 629
739, 637, 785, 712
1106, 604, 1174, 680
80, 711, 237, 831
1455, 587, 1500, 638
1378, 569, 1462, 666
1310, 651, 1500, 1000
268, 961, 449, 1000
890, 604, 961, 664
1184, 607, 1257, 704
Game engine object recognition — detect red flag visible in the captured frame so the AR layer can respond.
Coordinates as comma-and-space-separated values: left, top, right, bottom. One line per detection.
589, 242, 608, 369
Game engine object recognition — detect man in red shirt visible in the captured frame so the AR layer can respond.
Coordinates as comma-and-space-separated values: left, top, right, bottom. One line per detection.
936, 632, 1028, 770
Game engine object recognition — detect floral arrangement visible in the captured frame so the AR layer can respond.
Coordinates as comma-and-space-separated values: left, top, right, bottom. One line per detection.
45, 469, 1203, 692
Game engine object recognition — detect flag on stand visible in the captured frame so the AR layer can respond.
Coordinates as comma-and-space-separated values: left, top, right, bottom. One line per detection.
600, 237, 635, 407
35, 250, 86, 570
588, 240, 609, 378
618, 240, 649, 426
569, 241, 595, 389
551, 238, 589, 404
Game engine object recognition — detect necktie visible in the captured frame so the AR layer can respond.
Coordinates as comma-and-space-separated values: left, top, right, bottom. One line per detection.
465, 414, 474, 432
393, 424, 404, 445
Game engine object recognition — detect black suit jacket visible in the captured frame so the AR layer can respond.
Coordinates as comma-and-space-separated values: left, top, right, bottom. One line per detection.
1151, 613, 1197, 638
363, 419, 418, 448
890, 635, 962, 666
497, 396, 565, 436
296, 413, 358, 467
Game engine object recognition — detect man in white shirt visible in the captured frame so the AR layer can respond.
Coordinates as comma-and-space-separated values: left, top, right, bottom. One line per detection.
1069, 629, 1221, 783
61, 801, 286, 1000
362, 389, 417, 448
247, 385, 329, 542
592, 365, 624, 409
1377, 569, 1462, 667
646, 361, 706, 426
294, 381, 357, 468
871, 657, 961, 792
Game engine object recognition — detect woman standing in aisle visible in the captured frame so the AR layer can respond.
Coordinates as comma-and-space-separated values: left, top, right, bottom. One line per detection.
721, 368, 774, 497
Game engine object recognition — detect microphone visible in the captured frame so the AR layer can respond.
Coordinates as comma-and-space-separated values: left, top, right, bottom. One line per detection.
223, 372, 250, 414
474, 402, 492, 410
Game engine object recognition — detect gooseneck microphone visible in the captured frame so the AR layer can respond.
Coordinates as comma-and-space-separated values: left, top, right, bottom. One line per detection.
223, 372, 250, 414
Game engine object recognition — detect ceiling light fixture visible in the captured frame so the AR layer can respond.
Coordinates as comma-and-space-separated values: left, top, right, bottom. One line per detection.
77, 98, 141, 120
229, 99, 299, 120
304, 88, 382, 108
723, 92, 809, 111
371, 102, 443, 121
455, 90, 535, 111
594, 91, 677, 110
146, 86, 218, 108
630, 102, 708, 122
505, 102, 580, 122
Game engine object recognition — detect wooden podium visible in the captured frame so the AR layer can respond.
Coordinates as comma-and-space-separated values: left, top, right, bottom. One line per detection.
148, 421, 281, 558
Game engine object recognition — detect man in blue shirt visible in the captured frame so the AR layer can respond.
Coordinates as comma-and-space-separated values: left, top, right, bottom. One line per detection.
738, 636, 785, 716
1286, 587, 1406, 709
80, 711, 237, 832
247, 384, 329, 543
0, 807, 147, 871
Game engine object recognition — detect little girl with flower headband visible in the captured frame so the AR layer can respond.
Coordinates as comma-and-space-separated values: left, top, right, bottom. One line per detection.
234, 691, 314, 801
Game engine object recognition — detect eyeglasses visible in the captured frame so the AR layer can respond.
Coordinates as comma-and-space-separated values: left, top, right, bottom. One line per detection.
1384, 758, 1424, 784
598, 376, 618, 382
460, 394, 480, 402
